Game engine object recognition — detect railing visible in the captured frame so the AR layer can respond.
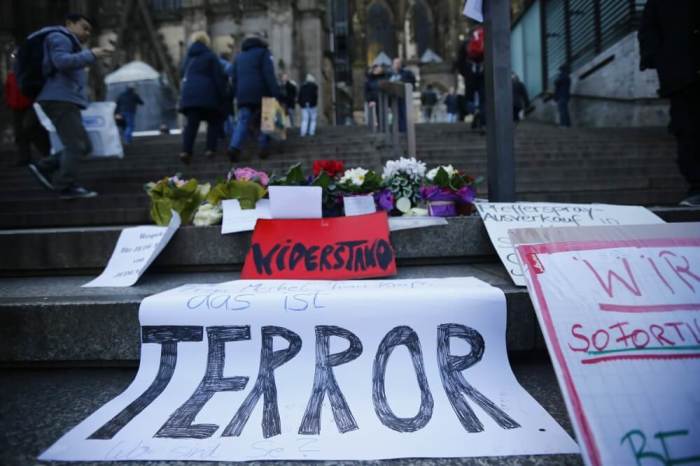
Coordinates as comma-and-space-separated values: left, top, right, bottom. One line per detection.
367, 81, 416, 159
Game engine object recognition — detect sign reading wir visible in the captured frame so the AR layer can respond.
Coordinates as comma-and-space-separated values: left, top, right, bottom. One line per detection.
242, 212, 396, 279
40, 278, 577, 462
513, 224, 700, 466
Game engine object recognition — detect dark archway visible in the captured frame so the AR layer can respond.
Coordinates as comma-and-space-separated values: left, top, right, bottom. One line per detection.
410, 0, 435, 59
366, 0, 396, 63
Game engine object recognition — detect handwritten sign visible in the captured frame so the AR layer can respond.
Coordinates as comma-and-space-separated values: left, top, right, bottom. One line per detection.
40, 277, 577, 462
343, 195, 376, 216
241, 212, 396, 280
83, 211, 180, 287
476, 202, 664, 286
511, 223, 700, 466
221, 199, 271, 234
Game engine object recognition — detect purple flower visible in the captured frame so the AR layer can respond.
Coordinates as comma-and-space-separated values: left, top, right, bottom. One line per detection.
374, 189, 394, 211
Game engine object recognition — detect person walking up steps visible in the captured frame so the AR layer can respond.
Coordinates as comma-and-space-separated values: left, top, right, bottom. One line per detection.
298, 74, 318, 137
178, 31, 227, 164
227, 31, 281, 162
26, 13, 112, 199
114, 85, 143, 145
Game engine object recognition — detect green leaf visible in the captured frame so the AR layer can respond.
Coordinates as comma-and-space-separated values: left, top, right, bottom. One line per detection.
433, 167, 451, 188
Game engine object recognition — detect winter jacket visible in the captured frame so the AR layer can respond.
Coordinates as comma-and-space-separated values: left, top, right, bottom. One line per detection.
35, 26, 95, 109
179, 41, 227, 112
513, 80, 530, 110
639, 0, 700, 96
298, 81, 318, 107
390, 68, 416, 87
444, 94, 459, 114
115, 88, 144, 114
4, 71, 32, 110
281, 80, 297, 109
421, 89, 438, 107
230, 37, 281, 107
364, 72, 386, 103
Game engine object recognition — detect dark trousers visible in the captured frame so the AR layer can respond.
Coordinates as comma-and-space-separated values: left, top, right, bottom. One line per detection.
670, 83, 700, 194
37, 101, 91, 191
12, 107, 50, 164
558, 99, 571, 127
182, 108, 222, 154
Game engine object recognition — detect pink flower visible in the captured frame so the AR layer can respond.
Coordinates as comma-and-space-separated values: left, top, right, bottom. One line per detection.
231, 167, 269, 186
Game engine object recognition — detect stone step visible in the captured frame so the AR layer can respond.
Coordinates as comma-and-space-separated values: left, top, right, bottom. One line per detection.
0, 265, 544, 363
4, 209, 695, 275
0, 357, 582, 466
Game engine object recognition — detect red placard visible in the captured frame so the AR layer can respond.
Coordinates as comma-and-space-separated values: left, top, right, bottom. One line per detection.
241, 212, 396, 279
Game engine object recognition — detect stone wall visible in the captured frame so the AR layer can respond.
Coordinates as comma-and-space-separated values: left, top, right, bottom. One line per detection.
528, 32, 669, 127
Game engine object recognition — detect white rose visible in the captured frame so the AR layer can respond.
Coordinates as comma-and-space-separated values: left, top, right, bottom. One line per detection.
193, 203, 223, 226
341, 167, 368, 186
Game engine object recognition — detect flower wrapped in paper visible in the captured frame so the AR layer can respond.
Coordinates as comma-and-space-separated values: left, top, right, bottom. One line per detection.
420, 165, 479, 217
207, 167, 269, 210
144, 175, 210, 225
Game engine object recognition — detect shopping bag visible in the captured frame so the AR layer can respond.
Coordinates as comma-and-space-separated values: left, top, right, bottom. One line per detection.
260, 97, 287, 140
34, 102, 124, 158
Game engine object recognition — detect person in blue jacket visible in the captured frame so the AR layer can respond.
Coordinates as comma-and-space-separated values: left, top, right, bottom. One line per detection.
227, 31, 281, 162
27, 13, 112, 199
178, 31, 227, 164
115, 85, 143, 144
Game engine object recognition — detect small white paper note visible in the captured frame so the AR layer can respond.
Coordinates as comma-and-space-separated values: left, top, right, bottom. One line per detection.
463, 0, 483, 22
343, 195, 376, 216
389, 216, 449, 231
221, 199, 271, 234
83, 211, 180, 287
269, 185, 322, 219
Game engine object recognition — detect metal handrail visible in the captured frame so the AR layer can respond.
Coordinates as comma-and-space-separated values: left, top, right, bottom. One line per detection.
368, 81, 416, 159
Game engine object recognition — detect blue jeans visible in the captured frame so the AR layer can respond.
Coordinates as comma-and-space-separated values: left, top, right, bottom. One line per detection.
229, 106, 269, 150
121, 111, 135, 144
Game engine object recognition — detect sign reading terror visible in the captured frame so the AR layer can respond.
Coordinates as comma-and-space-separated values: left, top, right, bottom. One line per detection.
241, 212, 397, 279
512, 223, 700, 466
40, 278, 577, 462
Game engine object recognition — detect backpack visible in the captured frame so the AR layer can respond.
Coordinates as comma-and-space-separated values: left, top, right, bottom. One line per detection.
467, 27, 485, 62
14, 29, 79, 99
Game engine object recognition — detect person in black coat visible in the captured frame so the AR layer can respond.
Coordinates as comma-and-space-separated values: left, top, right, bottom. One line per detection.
639, 0, 700, 206
553, 65, 571, 128
227, 31, 281, 161
298, 74, 319, 137
178, 32, 227, 164
389, 58, 416, 132
512, 73, 530, 122
115, 85, 143, 144
364, 64, 386, 127
279, 73, 297, 127
444, 87, 459, 123
420, 84, 438, 122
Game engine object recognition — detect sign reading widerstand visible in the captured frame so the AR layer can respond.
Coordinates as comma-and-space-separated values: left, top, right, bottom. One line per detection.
40, 278, 577, 462
512, 223, 700, 466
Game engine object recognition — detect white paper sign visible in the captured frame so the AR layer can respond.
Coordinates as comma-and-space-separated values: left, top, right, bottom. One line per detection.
269, 186, 322, 219
82, 211, 180, 287
42, 278, 577, 462
463, 0, 483, 22
512, 223, 700, 466
343, 195, 376, 216
476, 202, 664, 286
221, 199, 271, 234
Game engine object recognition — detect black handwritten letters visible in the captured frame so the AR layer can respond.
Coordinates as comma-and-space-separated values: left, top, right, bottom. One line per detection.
89, 324, 519, 440
251, 239, 395, 275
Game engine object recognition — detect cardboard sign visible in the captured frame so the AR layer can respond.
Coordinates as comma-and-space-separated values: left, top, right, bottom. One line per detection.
83, 211, 180, 287
343, 195, 376, 216
476, 202, 664, 286
241, 212, 396, 280
40, 277, 577, 462
269, 186, 322, 219
511, 223, 700, 466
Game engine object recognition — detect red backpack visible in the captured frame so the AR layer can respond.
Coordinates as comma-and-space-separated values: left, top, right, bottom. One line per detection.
467, 27, 485, 61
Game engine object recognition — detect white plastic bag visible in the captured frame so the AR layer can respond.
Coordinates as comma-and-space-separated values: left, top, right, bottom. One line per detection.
34, 102, 124, 158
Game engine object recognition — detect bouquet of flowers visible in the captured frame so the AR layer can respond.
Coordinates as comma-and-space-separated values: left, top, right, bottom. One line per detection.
420, 164, 479, 217
144, 175, 210, 225
337, 167, 383, 195
207, 167, 269, 210
382, 157, 427, 213
312, 160, 345, 217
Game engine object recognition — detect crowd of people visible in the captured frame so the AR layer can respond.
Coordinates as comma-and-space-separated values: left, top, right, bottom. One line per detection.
3, 4, 697, 206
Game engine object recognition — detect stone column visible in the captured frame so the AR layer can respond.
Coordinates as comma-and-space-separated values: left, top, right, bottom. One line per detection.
182, 0, 208, 52
269, 1, 294, 77
295, 0, 327, 123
